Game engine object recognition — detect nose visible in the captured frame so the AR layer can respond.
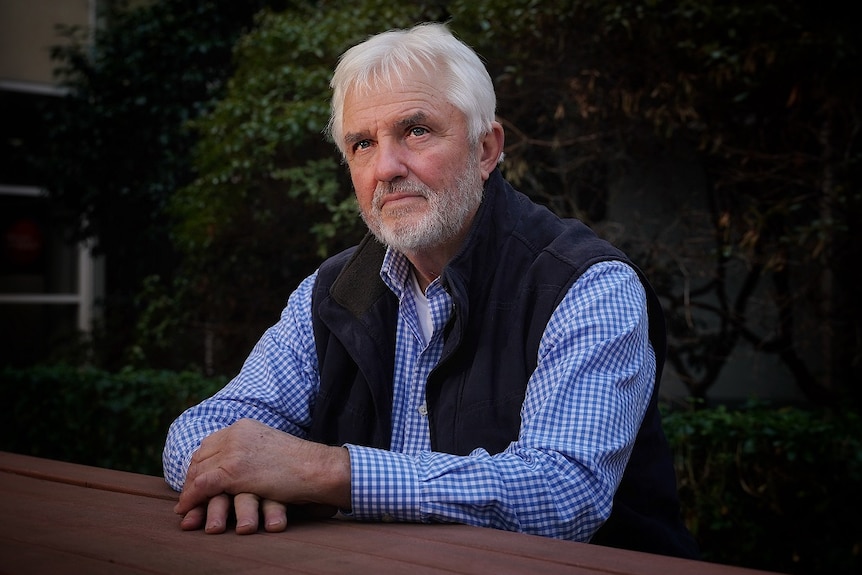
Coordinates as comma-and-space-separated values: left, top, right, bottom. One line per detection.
373, 139, 409, 183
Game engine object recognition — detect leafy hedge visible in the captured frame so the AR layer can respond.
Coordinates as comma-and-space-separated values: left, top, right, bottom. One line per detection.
664, 403, 862, 574
2, 365, 859, 574
1, 364, 226, 475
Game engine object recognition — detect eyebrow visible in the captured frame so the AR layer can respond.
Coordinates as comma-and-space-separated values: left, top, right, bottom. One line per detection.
394, 111, 428, 131
343, 111, 430, 149
343, 130, 370, 149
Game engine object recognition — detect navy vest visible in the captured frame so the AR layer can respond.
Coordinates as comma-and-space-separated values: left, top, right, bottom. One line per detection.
309, 170, 698, 558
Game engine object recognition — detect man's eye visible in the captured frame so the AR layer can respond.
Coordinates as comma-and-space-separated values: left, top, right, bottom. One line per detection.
353, 140, 371, 152
409, 127, 428, 137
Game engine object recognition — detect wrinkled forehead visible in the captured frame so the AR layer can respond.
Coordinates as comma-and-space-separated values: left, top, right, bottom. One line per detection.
341, 73, 460, 143
340, 66, 454, 132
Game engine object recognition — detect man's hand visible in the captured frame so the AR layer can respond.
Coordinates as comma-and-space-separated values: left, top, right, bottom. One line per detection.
174, 418, 351, 534
178, 493, 288, 534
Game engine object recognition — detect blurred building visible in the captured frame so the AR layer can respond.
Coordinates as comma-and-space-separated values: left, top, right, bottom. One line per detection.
0, 0, 103, 365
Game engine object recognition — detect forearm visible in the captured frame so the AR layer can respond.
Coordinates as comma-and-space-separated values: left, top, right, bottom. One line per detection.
163, 412, 227, 491
345, 444, 617, 540
163, 273, 321, 491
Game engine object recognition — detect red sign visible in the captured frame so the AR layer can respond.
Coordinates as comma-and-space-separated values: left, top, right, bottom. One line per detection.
3, 217, 44, 267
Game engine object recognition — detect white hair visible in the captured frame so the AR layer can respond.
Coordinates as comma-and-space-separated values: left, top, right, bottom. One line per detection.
326, 22, 496, 157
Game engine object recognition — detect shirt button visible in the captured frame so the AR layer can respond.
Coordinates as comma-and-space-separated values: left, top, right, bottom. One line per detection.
417, 403, 428, 416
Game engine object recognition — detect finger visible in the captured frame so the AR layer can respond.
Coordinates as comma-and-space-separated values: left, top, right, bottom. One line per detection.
261, 499, 288, 533
175, 468, 229, 515
178, 505, 207, 531
192, 425, 230, 459
205, 493, 232, 534
234, 493, 261, 535
183, 435, 225, 488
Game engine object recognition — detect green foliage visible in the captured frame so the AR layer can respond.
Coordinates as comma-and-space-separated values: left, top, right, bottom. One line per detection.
0, 364, 226, 475
30, 0, 281, 370
664, 402, 862, 574
42, 0, 276, 254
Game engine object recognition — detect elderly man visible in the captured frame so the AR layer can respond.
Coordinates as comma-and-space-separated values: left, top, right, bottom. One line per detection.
164, 22, 698, 559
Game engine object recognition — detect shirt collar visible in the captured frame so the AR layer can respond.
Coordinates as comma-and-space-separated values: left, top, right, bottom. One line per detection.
380, 246, 412, 300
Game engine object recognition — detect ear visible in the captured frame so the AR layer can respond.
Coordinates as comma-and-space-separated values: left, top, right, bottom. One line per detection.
478, 121, 505, 181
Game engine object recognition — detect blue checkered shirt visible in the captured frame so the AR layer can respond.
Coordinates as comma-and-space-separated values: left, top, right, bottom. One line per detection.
163, 248, 655, 541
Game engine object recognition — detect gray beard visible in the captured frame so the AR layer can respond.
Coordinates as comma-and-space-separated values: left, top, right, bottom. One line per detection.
361, 155, 484, 253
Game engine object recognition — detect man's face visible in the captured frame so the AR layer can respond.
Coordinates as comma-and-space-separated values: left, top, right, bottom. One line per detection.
340, 69, 485, 254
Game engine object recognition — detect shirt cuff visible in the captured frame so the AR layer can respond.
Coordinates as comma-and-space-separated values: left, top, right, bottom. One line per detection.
345, 444, 423, 523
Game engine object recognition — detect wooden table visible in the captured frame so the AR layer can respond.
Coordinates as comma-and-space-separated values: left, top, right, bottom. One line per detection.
0, 451, 780, 574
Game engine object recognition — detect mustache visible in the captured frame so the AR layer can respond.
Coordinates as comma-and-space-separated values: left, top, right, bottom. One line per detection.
372, 181, 432, 209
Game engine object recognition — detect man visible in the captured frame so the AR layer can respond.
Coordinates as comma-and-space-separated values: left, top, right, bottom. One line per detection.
164, 22, 698, 558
